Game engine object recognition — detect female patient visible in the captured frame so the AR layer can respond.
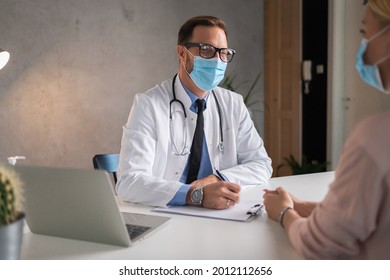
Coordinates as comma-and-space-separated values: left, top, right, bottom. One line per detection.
263, 0, 390, 259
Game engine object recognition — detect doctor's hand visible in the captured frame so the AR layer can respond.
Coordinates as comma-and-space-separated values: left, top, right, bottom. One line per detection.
202, 182, 241, 210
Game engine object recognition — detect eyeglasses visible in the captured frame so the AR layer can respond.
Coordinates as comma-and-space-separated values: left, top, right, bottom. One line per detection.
183, 42, 236, 63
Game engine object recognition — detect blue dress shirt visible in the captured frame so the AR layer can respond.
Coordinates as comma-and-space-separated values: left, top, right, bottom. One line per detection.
168, 82, 213, 205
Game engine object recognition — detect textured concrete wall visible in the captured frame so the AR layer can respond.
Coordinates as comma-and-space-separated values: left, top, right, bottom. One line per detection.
0, 0, 264, 169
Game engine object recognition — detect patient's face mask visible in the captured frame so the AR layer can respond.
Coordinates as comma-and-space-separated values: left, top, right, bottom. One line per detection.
355, 25, 390, 94
183, 48, 227, 91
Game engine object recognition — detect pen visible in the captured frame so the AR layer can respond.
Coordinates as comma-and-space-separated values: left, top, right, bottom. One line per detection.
214, 167, 226, 181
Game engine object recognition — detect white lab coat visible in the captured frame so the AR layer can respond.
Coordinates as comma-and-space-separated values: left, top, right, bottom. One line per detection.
117, 75, 272, 207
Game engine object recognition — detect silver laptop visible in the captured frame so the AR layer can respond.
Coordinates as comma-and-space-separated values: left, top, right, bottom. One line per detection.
14, 165, 170, 247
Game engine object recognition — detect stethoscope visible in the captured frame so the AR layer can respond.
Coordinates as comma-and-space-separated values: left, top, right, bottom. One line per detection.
169, 73, 224, 156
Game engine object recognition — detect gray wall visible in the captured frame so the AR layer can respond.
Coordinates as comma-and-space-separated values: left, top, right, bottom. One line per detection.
0, 0, 264, 169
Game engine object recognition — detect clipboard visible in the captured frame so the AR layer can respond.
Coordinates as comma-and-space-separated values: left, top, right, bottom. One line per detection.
153, 200, 263, 222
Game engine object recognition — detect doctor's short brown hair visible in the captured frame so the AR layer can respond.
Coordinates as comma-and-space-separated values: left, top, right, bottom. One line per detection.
177, 16, 228, 45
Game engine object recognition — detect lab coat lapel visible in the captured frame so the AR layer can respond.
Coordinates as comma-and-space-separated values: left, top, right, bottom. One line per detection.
163, 76, 192, 181
174, 78, 221, 172
205, 91, 221, 170
175, 78, 197, 141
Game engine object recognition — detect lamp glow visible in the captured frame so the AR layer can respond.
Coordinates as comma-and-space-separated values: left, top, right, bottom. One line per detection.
0, 48, 10, 70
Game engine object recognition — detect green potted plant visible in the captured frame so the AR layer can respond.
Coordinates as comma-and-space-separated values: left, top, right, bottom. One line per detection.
279, 154, 328, 175
221, 72, 263, 132
221, 72, 262, 109
0, 163, 24, 260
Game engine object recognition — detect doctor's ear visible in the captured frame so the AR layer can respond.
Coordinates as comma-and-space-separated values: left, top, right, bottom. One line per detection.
177, 45, 186, 61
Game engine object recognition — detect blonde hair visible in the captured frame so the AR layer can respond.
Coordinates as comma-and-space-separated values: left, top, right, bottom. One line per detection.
368, 0, 390, 25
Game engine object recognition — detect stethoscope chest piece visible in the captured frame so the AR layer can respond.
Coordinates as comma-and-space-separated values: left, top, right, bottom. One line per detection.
218, 143, 224, 154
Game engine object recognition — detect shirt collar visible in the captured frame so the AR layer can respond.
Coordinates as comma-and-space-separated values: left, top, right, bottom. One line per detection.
179, 77, 209, 113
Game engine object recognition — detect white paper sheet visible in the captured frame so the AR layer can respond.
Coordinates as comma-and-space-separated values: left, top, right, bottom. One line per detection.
153, 200, 263, 222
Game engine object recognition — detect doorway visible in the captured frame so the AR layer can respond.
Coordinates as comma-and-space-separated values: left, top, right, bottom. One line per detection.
264, 0, 328, 176
301, 0, 328, 168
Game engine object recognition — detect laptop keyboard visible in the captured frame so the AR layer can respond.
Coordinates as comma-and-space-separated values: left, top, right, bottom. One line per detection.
126, 224, 151, 240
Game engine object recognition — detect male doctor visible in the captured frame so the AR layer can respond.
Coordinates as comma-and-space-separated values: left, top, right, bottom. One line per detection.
117, 16, 272, 209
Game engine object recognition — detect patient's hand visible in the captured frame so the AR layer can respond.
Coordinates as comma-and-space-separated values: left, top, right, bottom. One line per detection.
290, 194, 317, 217
263, 189, 317, 218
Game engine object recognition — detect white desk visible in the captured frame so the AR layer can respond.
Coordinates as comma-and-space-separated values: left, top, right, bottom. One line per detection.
21, 171, 334, 260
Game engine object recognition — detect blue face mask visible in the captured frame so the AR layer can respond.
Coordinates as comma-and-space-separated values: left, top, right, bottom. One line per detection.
184, 50, 227, 91
355, 26, 390, 94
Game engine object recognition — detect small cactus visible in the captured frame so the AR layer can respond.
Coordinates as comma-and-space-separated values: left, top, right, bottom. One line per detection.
0, 164, 23, 225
